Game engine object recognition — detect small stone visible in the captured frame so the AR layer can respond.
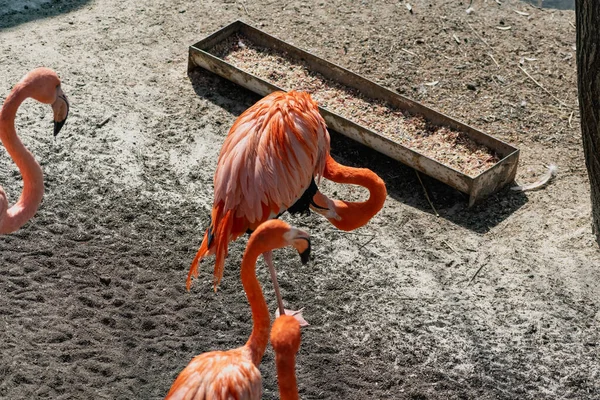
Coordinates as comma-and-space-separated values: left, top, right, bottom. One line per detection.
100, 276, 112, 286
466, 83, 477, 91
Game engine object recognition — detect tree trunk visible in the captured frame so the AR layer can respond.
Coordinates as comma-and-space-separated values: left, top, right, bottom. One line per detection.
576, 0, 600, 245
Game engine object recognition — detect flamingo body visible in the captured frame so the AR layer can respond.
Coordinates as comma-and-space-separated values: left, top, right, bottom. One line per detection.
165, 347, 262, 400
188, 90, 329, 289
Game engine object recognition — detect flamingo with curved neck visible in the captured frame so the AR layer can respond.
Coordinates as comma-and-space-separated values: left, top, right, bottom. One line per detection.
0, 67, 69, 234
310, 154, 387, 231
165, 220, 311, 400
186, 90, 386, 320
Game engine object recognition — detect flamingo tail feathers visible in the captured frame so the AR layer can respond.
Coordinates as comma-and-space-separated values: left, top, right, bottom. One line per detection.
211, 209, 234, 291
186, 227, 212, 291
186, 205, 238, 292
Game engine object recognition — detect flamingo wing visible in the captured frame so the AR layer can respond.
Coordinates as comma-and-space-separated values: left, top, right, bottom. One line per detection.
165, 349, 262, 400
214, 90, 330, 225
187, 91, 330, 289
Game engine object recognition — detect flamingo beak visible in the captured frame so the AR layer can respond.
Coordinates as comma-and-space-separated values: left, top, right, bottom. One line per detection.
298, 237, 311, 265
54, 118, 66, 137
52, 89, 69, 137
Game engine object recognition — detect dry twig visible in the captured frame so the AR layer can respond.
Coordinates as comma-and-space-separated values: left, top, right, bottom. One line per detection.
401, 48, 419, 58
518, 65, 570, 108
415, 171, 439, 217
568, 111, 574, 128
238, 1, 255, 24
513, 9, 530, 16
324, 230, 375, 238
96, 115, 113, 128
487, 53, 500, 68
467, 23, 493, 51
467, 262, 488, 286
442, 240, 460, 256
358, 236, 375, 250
324, 230, 376, 250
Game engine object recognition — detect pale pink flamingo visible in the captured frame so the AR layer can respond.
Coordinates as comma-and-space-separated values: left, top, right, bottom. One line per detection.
165, 220, 310, 400
187, 90, 386, 317
0, 67, 69, 234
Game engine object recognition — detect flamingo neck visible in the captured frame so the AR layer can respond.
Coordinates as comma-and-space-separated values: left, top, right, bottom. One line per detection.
320, 155, 387, 231
0, 82, 45, 234
241, 243, 271, 366
275, 350, 299, 400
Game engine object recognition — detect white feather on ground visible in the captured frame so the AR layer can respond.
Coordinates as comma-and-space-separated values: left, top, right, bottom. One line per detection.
511, 164, 558, 192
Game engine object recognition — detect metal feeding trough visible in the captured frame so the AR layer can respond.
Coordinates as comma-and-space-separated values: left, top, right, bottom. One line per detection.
187, 20, 519, 206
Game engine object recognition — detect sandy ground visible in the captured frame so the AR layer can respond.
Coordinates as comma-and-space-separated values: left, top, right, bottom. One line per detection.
1, 0, 598, 399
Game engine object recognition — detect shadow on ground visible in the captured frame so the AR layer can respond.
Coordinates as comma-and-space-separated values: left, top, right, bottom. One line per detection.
0, 0, 90, 30
189, 69, 527, 234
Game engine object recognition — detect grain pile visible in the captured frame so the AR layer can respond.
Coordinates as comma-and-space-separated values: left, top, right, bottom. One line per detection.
211, 34, 500, 177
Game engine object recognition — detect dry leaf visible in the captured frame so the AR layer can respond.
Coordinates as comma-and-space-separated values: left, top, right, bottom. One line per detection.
401, 48, 418, 57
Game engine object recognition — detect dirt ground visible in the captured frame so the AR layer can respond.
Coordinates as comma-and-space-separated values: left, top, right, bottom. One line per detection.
1, 0, 598, 399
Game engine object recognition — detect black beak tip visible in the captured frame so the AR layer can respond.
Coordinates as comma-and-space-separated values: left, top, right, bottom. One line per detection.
54, 119, 66, 137
299, 240, 311, 265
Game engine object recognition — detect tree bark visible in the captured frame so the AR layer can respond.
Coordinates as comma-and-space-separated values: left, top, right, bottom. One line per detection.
576, 0, 600, 245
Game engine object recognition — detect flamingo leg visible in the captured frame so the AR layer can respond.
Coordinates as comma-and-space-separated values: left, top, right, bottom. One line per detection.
263, 251, 309, 327
263, 251, 286, 317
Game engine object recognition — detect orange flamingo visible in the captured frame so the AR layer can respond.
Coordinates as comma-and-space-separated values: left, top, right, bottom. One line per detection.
0, 68, 69, 234
271, 314, 302, 400
165, 220, 310, 400
187, 90, 386, 315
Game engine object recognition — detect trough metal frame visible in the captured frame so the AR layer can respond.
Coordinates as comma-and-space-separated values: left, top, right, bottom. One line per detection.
187, 20, 520, 206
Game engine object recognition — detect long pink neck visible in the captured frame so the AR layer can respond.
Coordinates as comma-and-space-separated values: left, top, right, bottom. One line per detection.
241, 240, 271, 366
313, 155, 387, 231
275, 350, 299, 400
0, 82, 44, 234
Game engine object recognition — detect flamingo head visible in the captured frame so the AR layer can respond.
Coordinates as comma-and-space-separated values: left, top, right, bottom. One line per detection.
252, 220, 311, 264
52, 87, 69, 137
270, 314, 302, 355
23, 67, 70, 137
283, 226, 311, 265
